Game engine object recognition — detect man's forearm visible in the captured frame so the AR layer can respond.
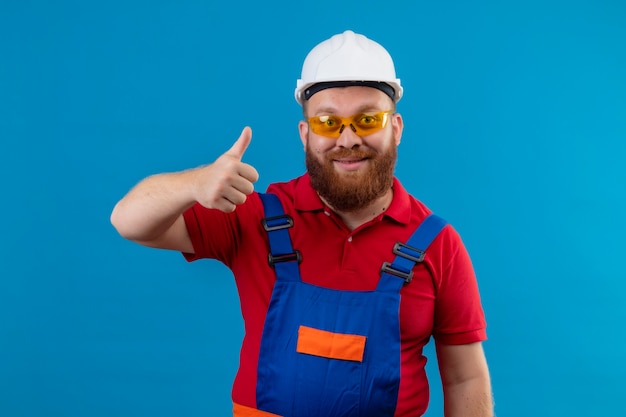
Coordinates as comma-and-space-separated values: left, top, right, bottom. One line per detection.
443, 375, 493, 417
110, 170, 197, 242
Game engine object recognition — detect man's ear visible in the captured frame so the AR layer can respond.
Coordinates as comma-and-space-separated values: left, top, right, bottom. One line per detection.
298, 120, 309, 150
392, 113, 404, 146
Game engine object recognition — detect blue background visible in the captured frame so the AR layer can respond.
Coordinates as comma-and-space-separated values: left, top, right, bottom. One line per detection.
1, 0, 625, 416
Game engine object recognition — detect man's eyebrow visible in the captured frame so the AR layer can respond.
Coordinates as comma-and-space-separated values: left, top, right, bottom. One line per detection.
313, 106, 338, 115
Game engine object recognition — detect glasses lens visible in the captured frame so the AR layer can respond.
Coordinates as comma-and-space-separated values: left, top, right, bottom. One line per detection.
308, 111, 391, 139
352, 112, 389, 136
309, 115, 343, 138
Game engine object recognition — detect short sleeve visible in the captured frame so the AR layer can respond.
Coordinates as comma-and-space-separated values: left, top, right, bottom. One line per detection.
432, 226, 487, 345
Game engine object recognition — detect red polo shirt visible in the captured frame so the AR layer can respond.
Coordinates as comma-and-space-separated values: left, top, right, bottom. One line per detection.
183, 173, 487, 417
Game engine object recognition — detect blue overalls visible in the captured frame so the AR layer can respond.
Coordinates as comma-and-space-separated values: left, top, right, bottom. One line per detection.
255, 193, 447, 417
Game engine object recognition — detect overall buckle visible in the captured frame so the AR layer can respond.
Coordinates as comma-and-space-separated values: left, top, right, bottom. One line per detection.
380, 262, 413, 283
268, 250, 302, 267
380, 242, 427, 283
392, 242, 425, 262
262, 214, 294, 231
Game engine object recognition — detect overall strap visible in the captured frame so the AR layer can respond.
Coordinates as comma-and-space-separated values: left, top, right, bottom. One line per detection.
259, 193, 302, 282
378, 214, 448, 291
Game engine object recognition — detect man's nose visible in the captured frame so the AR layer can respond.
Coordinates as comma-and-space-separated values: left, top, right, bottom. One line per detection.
336, 124, 363, 148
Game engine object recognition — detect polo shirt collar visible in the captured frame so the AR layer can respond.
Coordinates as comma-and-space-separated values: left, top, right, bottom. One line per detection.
294, 173, 412, 225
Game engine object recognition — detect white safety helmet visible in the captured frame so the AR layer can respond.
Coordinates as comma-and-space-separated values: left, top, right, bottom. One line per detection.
295, 30, 403, 105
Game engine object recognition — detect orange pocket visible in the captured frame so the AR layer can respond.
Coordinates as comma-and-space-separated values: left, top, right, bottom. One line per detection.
233, 402, 282, 417
296, 325, 366, 362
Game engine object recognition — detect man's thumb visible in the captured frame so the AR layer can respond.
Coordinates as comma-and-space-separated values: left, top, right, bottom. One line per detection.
226, 126, 252, 160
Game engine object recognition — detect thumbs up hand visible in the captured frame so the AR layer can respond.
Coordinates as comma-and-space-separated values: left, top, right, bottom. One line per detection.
193, 127, 260, 212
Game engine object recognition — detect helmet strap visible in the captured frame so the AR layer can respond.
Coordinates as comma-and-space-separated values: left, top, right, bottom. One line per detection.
304, 81, 395, 102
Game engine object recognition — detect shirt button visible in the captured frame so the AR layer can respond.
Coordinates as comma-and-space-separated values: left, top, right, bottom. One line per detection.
347, 236, 353, 242
324, 211, 330, 216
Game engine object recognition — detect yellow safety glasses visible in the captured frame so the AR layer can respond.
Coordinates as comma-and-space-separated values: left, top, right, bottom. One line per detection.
307, 110, 393, 139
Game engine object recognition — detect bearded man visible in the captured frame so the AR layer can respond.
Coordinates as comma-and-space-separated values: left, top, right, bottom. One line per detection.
111, 30, 493, 417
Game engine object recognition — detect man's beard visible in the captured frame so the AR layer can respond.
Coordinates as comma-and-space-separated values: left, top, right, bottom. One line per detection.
306, 140, 397, 212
